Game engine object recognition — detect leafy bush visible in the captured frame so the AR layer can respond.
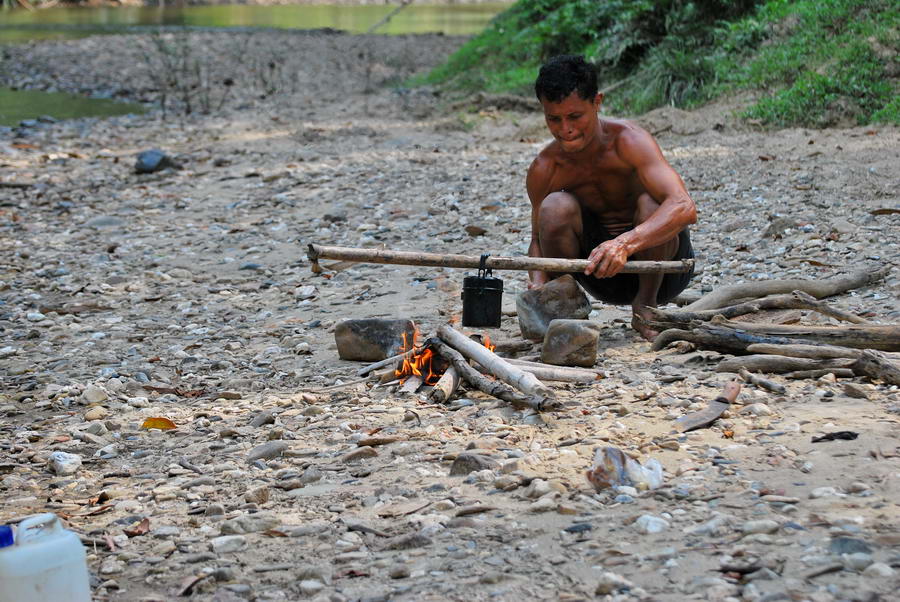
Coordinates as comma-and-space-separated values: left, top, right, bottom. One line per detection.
418, 0, 899, 127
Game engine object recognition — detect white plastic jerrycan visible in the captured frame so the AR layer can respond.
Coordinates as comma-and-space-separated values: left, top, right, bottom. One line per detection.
0, 513, 92, 602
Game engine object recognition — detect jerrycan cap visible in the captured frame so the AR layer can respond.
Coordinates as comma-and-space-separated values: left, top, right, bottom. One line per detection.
0, 525, 13, 548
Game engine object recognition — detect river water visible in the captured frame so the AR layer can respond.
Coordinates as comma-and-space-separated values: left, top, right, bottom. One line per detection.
0, 2, 510, 125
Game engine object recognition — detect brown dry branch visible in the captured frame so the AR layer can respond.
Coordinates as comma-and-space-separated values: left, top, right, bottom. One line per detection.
738, 368, 787, 394
683, 266, 890, 311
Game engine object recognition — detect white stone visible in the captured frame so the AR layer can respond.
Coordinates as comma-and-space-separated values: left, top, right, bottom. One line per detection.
741, 519, 779, 534
810, 487, 842, 499
595, 571, 632, 595
299, 580, 325, 595
48, 451, 82, 476
634, 515, 669, 534
842, 552, 873, 571
862, 562, 895, 577
82, 384, 108, 403
211, 535, 248, 553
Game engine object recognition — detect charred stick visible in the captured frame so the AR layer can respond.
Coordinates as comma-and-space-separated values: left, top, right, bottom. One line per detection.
429, 366, 461, 403
356, 349, 417, 376
308, 243, 693, 275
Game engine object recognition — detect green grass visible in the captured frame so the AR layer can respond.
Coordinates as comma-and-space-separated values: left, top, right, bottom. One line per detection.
417, 0, 899, 127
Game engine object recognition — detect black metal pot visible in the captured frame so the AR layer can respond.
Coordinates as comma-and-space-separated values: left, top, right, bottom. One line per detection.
461, 254, 503, 328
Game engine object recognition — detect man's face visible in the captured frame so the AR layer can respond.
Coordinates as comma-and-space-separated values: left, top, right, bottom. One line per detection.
540, 91, 602, 154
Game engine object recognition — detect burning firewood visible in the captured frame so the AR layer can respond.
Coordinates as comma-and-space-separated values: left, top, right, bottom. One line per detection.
427, 337, 560, 411
435, 325, 560, 411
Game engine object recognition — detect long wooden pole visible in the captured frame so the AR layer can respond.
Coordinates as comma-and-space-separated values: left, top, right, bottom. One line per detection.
308, 243, 693, 275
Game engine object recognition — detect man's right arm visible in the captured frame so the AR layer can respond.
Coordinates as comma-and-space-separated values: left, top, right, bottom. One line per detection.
526, 156, 553, 289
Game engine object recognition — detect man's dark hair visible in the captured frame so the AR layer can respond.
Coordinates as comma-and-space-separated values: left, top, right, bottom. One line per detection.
534, 55, 598, 102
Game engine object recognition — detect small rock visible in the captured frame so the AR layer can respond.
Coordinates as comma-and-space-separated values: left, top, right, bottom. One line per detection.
595, 571, 633, 595
449, 453, 499, 476
540, 319, 601, 367
84, 406, 109, 421
211, 535, 248, 553
740, 403, 773, 416
810, 486, 841, 499
843, 552, 873, 571
135, 149, 176, 174
220, 512, 280, 534
247, 441, 289, 463
862, 562, 895, 577
741, 519, 779, 534
341, 446, 378, 462
634, 515, 669, 534
48, 451, 82, 476
81, 384, 108, 403
333, 318, 416, 361
388, 564, 411, 579
829, 537, 872, 555
516, 275, 591, 341
298, 580, 325, 596
842, 383, 869, 399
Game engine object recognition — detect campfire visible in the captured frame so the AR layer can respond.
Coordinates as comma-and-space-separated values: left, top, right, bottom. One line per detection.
393, 328, 495, 386
350, 324, 605, 411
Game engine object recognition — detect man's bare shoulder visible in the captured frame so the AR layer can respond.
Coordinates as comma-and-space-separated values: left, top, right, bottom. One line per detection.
527, 143, 560, 178
603, 118, 661, 162
602, 117, 654, 144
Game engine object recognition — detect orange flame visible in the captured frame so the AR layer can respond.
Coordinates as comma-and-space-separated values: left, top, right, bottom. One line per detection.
395, 328, 440, 385
394, 330, 497, 387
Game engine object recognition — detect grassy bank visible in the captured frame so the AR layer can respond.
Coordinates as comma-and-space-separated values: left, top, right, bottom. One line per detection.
417, 0, 899, 127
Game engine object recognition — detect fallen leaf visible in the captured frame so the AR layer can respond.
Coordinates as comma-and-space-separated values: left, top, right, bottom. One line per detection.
123, 517, 150, 537
141, 417, 177, 430
870, 208, 900, 215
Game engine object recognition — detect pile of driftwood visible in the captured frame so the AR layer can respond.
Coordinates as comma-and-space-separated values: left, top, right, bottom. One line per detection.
356, 325, 603, 412
646, 267, 900, 386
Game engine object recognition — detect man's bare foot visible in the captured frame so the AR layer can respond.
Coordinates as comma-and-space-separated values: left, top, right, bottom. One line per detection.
631, 305, 659, 342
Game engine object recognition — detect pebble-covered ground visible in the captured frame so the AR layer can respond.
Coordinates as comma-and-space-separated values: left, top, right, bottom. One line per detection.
1, 30, 899, 602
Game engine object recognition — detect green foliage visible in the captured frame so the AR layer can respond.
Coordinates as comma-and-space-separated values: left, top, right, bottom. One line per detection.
419, 0, 899, 127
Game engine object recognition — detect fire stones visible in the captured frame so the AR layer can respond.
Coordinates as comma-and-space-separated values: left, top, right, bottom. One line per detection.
515, 275, 591, 341
334, 318, 417, 362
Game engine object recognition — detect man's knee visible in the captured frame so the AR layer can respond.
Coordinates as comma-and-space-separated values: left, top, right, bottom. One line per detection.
539, 191, 580, 235
634, 193, 661, 225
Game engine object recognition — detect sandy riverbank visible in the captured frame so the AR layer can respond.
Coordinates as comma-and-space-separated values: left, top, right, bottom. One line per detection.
1, 29, 899, 602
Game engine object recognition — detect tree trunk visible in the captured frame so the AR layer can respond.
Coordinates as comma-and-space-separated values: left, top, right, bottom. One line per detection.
683, 267, 890, 311
716, 355, 857, 374
645, 290, 870, 329
709, 318, 900, 351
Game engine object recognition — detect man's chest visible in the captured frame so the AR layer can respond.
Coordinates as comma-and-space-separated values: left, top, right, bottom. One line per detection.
550, 159, 640, 204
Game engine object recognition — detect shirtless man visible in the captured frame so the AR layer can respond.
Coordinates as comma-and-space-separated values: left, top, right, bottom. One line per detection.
527, 55, 697, 341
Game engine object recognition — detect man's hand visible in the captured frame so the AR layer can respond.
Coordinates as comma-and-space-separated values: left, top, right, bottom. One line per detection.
585, 238, 630, 278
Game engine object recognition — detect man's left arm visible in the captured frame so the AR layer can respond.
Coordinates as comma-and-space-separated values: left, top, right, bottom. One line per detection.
585, 128, 697, 278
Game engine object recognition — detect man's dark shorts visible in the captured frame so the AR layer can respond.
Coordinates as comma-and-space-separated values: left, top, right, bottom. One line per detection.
575, 207, 695, 305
